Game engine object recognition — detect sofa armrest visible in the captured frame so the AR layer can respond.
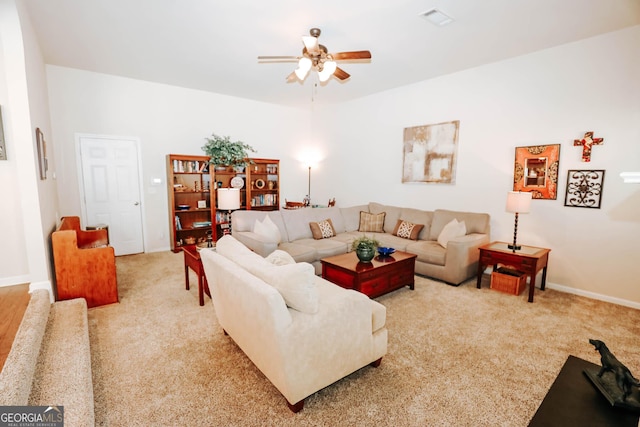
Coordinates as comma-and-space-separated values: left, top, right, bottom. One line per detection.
232, 231, 278, 257
443, 233, 490, 284
278, 286, 386, 404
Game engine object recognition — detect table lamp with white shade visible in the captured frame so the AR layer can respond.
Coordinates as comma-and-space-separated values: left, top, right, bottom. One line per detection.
217, 188, 241, 236
506, 191, 532, 252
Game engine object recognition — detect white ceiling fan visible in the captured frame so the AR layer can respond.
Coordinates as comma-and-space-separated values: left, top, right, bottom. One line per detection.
258, 28, 372, 83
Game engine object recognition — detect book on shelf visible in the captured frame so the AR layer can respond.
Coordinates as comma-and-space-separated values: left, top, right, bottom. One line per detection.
172, 159, 209, 174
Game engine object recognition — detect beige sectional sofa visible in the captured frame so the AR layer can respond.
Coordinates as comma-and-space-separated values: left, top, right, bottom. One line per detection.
200, 235, 387, 412
232, 202, 490, 285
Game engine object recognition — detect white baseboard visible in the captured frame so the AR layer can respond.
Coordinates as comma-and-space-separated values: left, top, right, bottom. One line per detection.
0, 275, 30, 288
29, 280, 53, 302
482, 268, 640, 309
544, 281, 640, 310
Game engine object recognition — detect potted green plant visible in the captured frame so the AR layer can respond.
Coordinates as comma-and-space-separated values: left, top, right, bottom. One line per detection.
202, 133, 256, 168
351, 235, 380, 263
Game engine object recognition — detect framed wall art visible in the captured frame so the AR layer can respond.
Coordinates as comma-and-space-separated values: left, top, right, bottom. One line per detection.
564, 170, 605, 208
402, 120, 459, 184
36, 127, 48, 180
513, 144, 560, 199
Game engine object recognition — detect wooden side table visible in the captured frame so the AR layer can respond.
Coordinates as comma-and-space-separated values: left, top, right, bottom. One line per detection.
476, 241, 550, 303
182, 245, 211, 306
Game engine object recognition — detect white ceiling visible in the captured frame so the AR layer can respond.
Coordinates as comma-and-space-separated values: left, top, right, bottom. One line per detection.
22, 0, 640, 108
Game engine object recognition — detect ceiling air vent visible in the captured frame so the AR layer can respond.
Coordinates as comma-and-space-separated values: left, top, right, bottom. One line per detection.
419, 8, 454, 26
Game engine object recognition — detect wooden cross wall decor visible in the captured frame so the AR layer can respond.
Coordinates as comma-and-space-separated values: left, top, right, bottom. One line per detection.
573, 131, 603, 162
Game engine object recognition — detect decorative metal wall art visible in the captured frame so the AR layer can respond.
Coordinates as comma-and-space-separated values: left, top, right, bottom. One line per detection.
402, 120, 459, 184
513, 144, 560, 199
564, 170, 605, 208
573, 131, 603, 162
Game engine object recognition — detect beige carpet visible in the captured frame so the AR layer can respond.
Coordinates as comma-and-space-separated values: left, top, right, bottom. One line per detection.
88, 251, 639, 426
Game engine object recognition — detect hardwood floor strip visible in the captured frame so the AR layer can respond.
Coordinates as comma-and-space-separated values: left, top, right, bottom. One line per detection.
0, 284, 30, 372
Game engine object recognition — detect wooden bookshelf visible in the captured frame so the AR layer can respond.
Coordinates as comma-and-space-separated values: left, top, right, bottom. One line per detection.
166, 154, 214, 252
212, 158, 280, 239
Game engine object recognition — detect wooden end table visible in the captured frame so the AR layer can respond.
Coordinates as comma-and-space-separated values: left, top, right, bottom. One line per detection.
182, 245, 211, 306
476, 241, 550, 303
321, 251, 417, 298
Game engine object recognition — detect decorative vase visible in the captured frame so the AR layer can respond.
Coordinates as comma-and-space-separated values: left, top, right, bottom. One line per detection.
355, 244, 376, 263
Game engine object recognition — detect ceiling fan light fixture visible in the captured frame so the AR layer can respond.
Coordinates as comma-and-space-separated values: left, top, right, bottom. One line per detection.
302, 35, 318, 52
295, 57, 312, 80
318, 60, 337, 82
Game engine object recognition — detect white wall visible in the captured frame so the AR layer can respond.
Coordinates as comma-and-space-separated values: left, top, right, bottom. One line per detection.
0, 1, 29, 285
43, 25, 640, 306
313, 26, 640, 305
46, 68, 309, 253
0, 0, 54, 294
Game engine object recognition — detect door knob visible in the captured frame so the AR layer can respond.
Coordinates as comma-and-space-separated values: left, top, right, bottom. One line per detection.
134, 201, 140, 206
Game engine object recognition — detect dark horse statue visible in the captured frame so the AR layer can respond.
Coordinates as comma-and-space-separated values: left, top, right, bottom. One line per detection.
589, 338, 640, 401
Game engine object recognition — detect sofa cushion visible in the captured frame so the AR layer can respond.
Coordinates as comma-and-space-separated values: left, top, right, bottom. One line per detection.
340, 205, 369, 232
405, 240, 447, 266
398, 207, 433, 240
437, 219, 467, 248
309, 219, 336, 239
232, 211, 289, 242
281, 209, 315, 241
294, 238, 348, 259
429, 209, 490, 239
265, 250, 296, 266
369, 202, 403, 233
374, 234, 411, 252
277, 242, 318, 264
253, 215, 281, 243
216, 236, 318, 313
358, 211, 385, 233
310, 207, 347, 234
392, 219, 424, 240
261, 262, 318, 314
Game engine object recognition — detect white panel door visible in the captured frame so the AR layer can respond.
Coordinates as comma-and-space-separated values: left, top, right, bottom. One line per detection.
79, 135, 144, 255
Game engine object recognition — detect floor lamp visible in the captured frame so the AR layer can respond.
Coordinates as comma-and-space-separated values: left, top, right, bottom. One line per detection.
307, 165, 311, 206
217, 188, 240, 237
506, 191, 532, 252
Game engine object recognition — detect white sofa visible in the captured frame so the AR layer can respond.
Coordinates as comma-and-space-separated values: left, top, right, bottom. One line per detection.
231, 202, 491, 285
200, 235, 388, 412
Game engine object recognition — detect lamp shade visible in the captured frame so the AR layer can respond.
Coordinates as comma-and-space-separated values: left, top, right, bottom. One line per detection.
217, 188, 240, 210
294, 57, 312, 80
506, 191, 532, 214
318, 60, 337, 82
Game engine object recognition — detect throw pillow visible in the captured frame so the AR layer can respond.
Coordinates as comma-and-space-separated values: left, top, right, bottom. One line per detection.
309, 218, 336, 240
358, 211, 385, 233
437, 219, 467, 248
392, 219, 425, 240
265, 250, 296, 266
253, 215, 281, 243
262, 262, 318, 314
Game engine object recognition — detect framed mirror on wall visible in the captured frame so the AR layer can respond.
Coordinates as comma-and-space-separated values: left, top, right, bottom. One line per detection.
513, 144, 560, 199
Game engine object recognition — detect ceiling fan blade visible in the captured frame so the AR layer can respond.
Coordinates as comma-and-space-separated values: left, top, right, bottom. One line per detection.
285, 72, 298, 83
258, 56, 299, 62
331, 50, 372, 60
333, 67, 350, 81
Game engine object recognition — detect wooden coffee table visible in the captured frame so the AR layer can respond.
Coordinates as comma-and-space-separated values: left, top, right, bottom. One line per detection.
321, 251, 417, 298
